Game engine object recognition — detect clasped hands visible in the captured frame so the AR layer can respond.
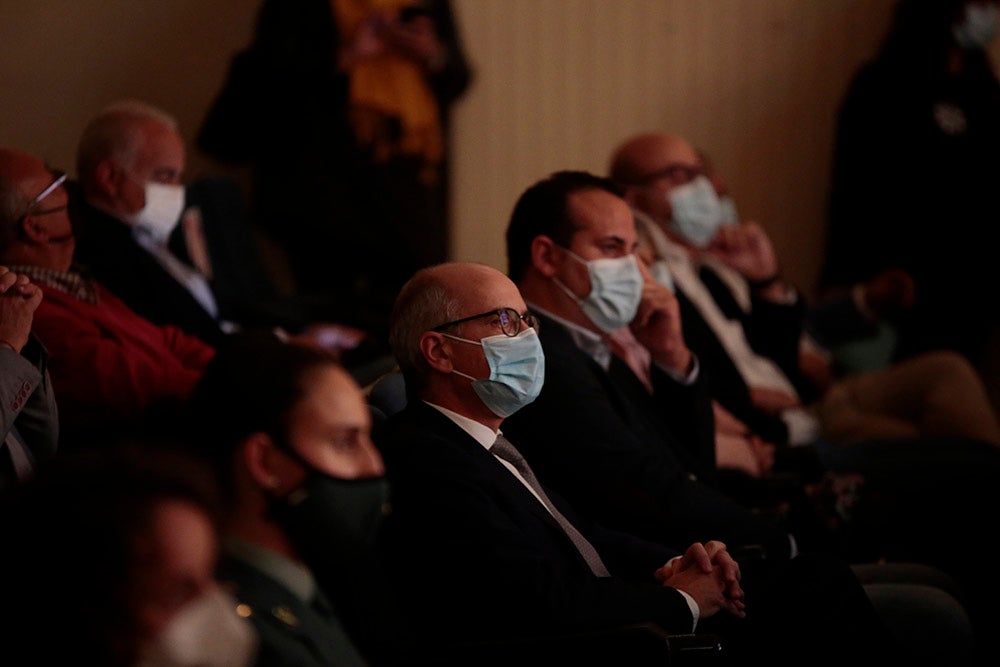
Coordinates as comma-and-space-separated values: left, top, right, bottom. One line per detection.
656, 540, 746, 620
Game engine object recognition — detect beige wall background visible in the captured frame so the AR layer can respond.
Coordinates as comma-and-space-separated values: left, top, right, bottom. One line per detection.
3, 1, 996, 297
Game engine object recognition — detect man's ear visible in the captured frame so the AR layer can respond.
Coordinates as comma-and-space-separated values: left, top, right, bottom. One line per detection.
93, 159, 124, 199
419, 331, 455, 373
18, 215, 49, 244
531, 234, 561, 278
242, 432, 283, 492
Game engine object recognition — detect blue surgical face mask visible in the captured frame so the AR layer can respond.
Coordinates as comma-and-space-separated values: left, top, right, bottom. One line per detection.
718, 194, 740, 225
954, 2, 1000, 49
667, 175, 726, 248
554, 250, 643, 333
444, 328, 546, 417
648, 259, 675, 293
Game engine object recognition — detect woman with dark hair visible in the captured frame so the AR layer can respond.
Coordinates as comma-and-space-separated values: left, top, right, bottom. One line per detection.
820, 0, 1000, 370
184, 332, 403, 667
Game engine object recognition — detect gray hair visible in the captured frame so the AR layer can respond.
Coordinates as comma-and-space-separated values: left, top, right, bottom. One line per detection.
0, 147, 36, 253
76, 99, 178, 181
388, 266, 462, 396
0, 176, 29, 253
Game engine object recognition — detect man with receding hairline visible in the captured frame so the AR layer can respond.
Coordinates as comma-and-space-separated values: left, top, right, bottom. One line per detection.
376, 260, 897, 663
0, 146, 214, 449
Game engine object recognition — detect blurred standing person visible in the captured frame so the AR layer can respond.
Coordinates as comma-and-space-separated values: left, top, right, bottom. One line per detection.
820, 0, 1000, 374
198, 0, 471, 342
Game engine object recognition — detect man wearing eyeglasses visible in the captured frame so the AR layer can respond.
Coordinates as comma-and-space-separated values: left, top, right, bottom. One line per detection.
376, 260, 899, 663
0, 147, 215, 450
380, 261, 744, 655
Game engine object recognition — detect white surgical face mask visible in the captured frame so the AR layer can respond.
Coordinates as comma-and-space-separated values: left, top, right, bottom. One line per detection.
954, 2, 1000, 49
667, 175, 726, 248
122, 181, 185, 244
137, 585, 258, 667
554, 250, 643, 333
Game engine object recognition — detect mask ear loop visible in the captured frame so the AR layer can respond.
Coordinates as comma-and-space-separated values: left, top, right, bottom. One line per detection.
438, 331, 486, 383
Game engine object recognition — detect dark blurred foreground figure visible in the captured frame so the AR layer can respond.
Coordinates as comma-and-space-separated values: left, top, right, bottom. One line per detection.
198, 0, 471, 340
185, 331, 405, 667
0, 445, 258, 667
821, 0, 1000, 371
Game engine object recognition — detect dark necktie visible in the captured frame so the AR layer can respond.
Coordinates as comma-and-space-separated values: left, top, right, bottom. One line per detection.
491, 433, 610, 577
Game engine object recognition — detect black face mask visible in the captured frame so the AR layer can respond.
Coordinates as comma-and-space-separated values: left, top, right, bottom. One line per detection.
265, 440, 392, 573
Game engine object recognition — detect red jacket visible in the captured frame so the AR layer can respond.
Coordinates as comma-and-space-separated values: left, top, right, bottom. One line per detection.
30, 282, 215, 434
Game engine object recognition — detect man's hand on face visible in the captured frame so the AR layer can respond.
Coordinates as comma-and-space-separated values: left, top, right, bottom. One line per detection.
629, 257, 691, 373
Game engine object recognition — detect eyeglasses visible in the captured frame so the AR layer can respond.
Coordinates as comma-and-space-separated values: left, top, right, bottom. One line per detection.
432, 308, 540, 337
20, 171, 68, 221
634, 163, 705, 186
29, 171, 67, 208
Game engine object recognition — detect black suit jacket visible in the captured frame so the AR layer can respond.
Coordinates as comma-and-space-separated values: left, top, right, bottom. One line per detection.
377, 401, 898, 664
378, 401, 697, 647
73, 201, 227, 346
501, 314, 795, 559
672, 266, 813, 446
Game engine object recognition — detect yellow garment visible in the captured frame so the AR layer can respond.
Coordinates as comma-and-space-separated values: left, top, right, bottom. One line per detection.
332, 0, 443, 182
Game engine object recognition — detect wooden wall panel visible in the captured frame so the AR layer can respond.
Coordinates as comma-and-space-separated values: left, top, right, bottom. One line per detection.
3, 1, 999, 295
448, 0, 904, 294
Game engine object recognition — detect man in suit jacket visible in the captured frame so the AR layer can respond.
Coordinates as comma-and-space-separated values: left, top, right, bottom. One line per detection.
500, 170, 809, 557
379, 260, 897, 663
74, 100, 231, 346
0, 147, 215, 450
72, 99, 383, 377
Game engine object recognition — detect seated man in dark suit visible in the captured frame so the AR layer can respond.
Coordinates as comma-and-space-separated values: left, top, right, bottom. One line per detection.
377, 260, 897, 663
501, 170, 811, 557
185, 332, 397, 667
0, 444, 258, 667
0, 147, 215, 450
72, 100, 388, 382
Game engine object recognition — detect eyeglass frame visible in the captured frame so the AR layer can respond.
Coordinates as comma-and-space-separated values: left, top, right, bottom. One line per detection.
431, 308, 540, 338
630, 163, 706, 187
19, 171, 68, 222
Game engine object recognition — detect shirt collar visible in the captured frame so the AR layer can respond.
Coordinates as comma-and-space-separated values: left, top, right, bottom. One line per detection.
528, 301, 612, 370
424, 401, 499, 452
223, 537, 317, 602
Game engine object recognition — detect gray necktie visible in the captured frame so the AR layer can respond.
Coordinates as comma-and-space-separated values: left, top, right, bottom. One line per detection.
491, 433, 610, 577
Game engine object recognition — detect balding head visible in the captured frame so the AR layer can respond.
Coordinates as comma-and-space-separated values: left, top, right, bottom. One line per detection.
76, 100, 178, 180
0, 149, 46, 228
389, 262, 528, 412
76, 100, 185, 217
609, 132, 698, 186
0, 148, 75, 268
609, 132, 703, 228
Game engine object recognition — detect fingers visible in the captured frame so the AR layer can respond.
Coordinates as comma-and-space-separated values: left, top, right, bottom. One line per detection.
681, 542, 714, 573
0, 270, 33, 296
